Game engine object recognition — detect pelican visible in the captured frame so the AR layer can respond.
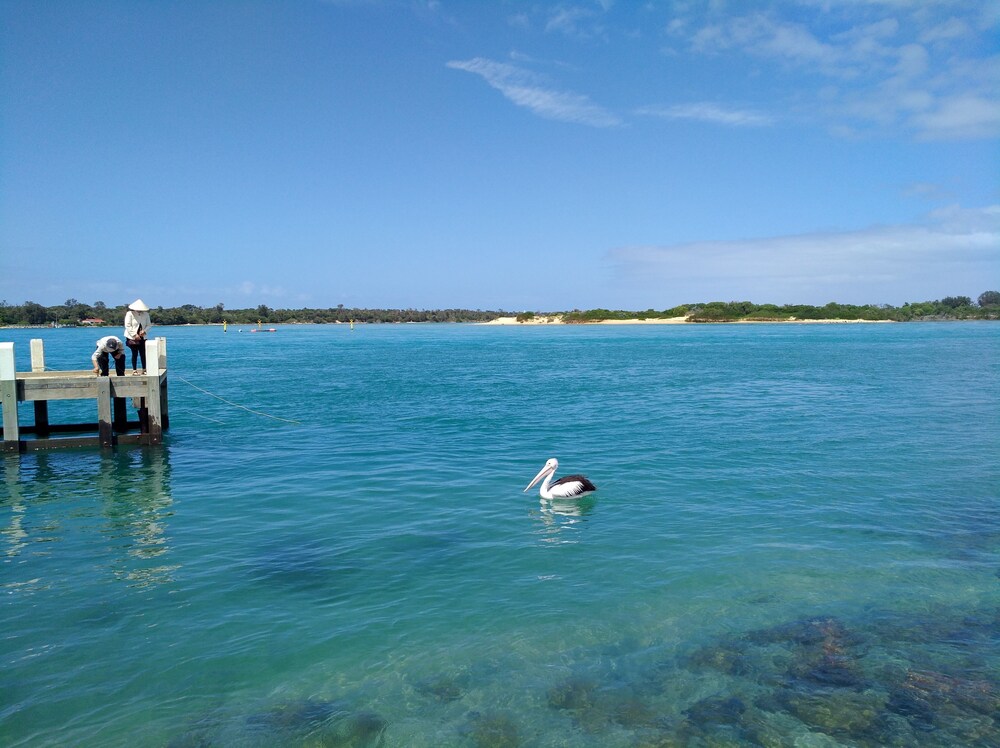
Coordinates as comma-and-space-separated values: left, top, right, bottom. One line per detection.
523, 458, 597, 499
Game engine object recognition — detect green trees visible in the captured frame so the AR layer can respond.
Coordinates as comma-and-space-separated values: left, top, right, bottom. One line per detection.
941, 296, 973, 308
22, 301, 48, 324
978, 291, 1000, 307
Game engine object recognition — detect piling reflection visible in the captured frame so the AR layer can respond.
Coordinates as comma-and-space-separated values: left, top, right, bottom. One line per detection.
95, 447, 178, 588
2, 455, 28, 561
2, 448, 178, 590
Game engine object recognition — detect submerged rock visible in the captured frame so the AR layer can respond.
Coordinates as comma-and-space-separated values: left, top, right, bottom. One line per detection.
249, 541, 363, 599
610, 694, 659, 729
886, 668, 1000, 738
167, 732, 215, 748
413, 673, 467, 703
547, 675, 599, 712
745, 614, 871, 694
630, 732, 687, 748
465, 711, 521, 748
683, 641, 753, 677
775, 688, 887, 740
250, 698, 342, 732
670, 695, 756, 747
243, 700, 386, 747
787, 651, 867, 690
305, 711, 387, 748
546, 674, 621, 733
745, 616, 861, 651
683, 695, 747, 727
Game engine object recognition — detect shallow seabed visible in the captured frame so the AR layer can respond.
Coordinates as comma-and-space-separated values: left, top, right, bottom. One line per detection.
2, 322, 998, 747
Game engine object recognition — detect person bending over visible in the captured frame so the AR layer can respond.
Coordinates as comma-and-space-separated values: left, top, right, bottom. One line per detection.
92, 336, 126, 377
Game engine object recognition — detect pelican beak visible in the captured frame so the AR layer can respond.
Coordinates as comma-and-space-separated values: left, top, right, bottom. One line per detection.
524, 463, 553, 492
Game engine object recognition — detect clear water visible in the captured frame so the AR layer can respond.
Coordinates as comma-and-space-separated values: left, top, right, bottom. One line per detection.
2, 322, 998, 747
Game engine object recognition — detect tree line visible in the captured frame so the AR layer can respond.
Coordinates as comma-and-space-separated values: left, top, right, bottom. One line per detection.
1, 292, 998, 327
560, 292, 1000, 323
0, 300, 507, 327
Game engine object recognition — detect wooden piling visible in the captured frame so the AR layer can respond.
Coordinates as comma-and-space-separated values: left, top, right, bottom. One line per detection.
145, 338, 163, 445
29, 339, 50, 436
1, 343, 18, 452
97, 375, 113, 447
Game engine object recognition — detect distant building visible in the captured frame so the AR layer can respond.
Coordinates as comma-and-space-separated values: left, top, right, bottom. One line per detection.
81, 318, 105, 326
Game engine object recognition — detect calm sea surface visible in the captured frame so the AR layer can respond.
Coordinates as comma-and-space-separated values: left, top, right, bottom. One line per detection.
2, 322, 998, 747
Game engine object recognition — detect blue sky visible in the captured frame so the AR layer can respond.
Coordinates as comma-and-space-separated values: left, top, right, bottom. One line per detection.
2, 0, 998, 312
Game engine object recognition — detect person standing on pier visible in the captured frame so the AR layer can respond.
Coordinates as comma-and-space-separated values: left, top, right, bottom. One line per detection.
91, 336, 126, 376
124, 298, 152, 375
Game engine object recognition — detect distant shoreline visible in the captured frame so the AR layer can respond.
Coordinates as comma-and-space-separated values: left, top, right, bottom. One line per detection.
480, 315, 896, 325
14, 317, 997, 330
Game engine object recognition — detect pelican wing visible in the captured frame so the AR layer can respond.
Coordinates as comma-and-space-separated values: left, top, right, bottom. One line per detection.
549, 474, 597, 498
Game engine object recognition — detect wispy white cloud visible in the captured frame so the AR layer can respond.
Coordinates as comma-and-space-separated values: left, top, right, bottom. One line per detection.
238, 281, 290, 299
901, 181, 952, 201
669, 4, 1000, 140
446, 57, 621, 127
607, 206, 1000, 304
691, 14, 849, 74
918, 16, 972, 44
911, 94, 1000, 140
544, 4, 608, 40
636, 102, 775, 127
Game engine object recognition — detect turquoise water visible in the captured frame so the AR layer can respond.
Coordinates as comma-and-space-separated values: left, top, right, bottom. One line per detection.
2, 322, 998, 747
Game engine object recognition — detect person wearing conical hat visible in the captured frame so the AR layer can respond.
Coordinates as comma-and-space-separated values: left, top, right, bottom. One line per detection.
124, 298, 153, 375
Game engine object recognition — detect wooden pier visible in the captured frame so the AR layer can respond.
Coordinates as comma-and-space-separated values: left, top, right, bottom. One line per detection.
1, 337, 169, 453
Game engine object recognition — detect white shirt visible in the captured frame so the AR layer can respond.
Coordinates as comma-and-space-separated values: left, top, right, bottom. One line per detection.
124, 309, 152, 340
92, 336, 124, 365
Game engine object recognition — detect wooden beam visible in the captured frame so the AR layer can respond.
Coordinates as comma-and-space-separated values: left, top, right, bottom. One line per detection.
15, 421, 143, 434
20, 433, 154, 451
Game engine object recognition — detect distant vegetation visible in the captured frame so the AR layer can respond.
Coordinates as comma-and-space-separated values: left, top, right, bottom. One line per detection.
0, 301, 505, 327
561, 293, 1000, 323
1, 292, 998, 327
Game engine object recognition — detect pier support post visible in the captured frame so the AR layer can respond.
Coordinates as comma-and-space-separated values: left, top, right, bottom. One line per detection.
145, 338, 163, 445
1, 343, 19, 452
97, 376, 113, 447
29, 339, 50, 436
29, 339, 45, 372
153, 338, 169, 431
113, 380, 128, 433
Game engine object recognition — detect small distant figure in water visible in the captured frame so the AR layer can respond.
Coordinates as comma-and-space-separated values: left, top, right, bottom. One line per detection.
124, 298, 152, 374
92, 336, 126, 377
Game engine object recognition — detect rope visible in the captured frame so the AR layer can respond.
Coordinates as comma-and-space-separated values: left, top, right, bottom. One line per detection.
176, 375, 302, 425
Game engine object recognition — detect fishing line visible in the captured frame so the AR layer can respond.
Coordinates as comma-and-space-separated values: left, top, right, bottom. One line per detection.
176, 375, 302, 425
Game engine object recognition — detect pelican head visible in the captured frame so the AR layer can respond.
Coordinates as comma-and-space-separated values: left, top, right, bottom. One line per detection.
524, 458, 559, 493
